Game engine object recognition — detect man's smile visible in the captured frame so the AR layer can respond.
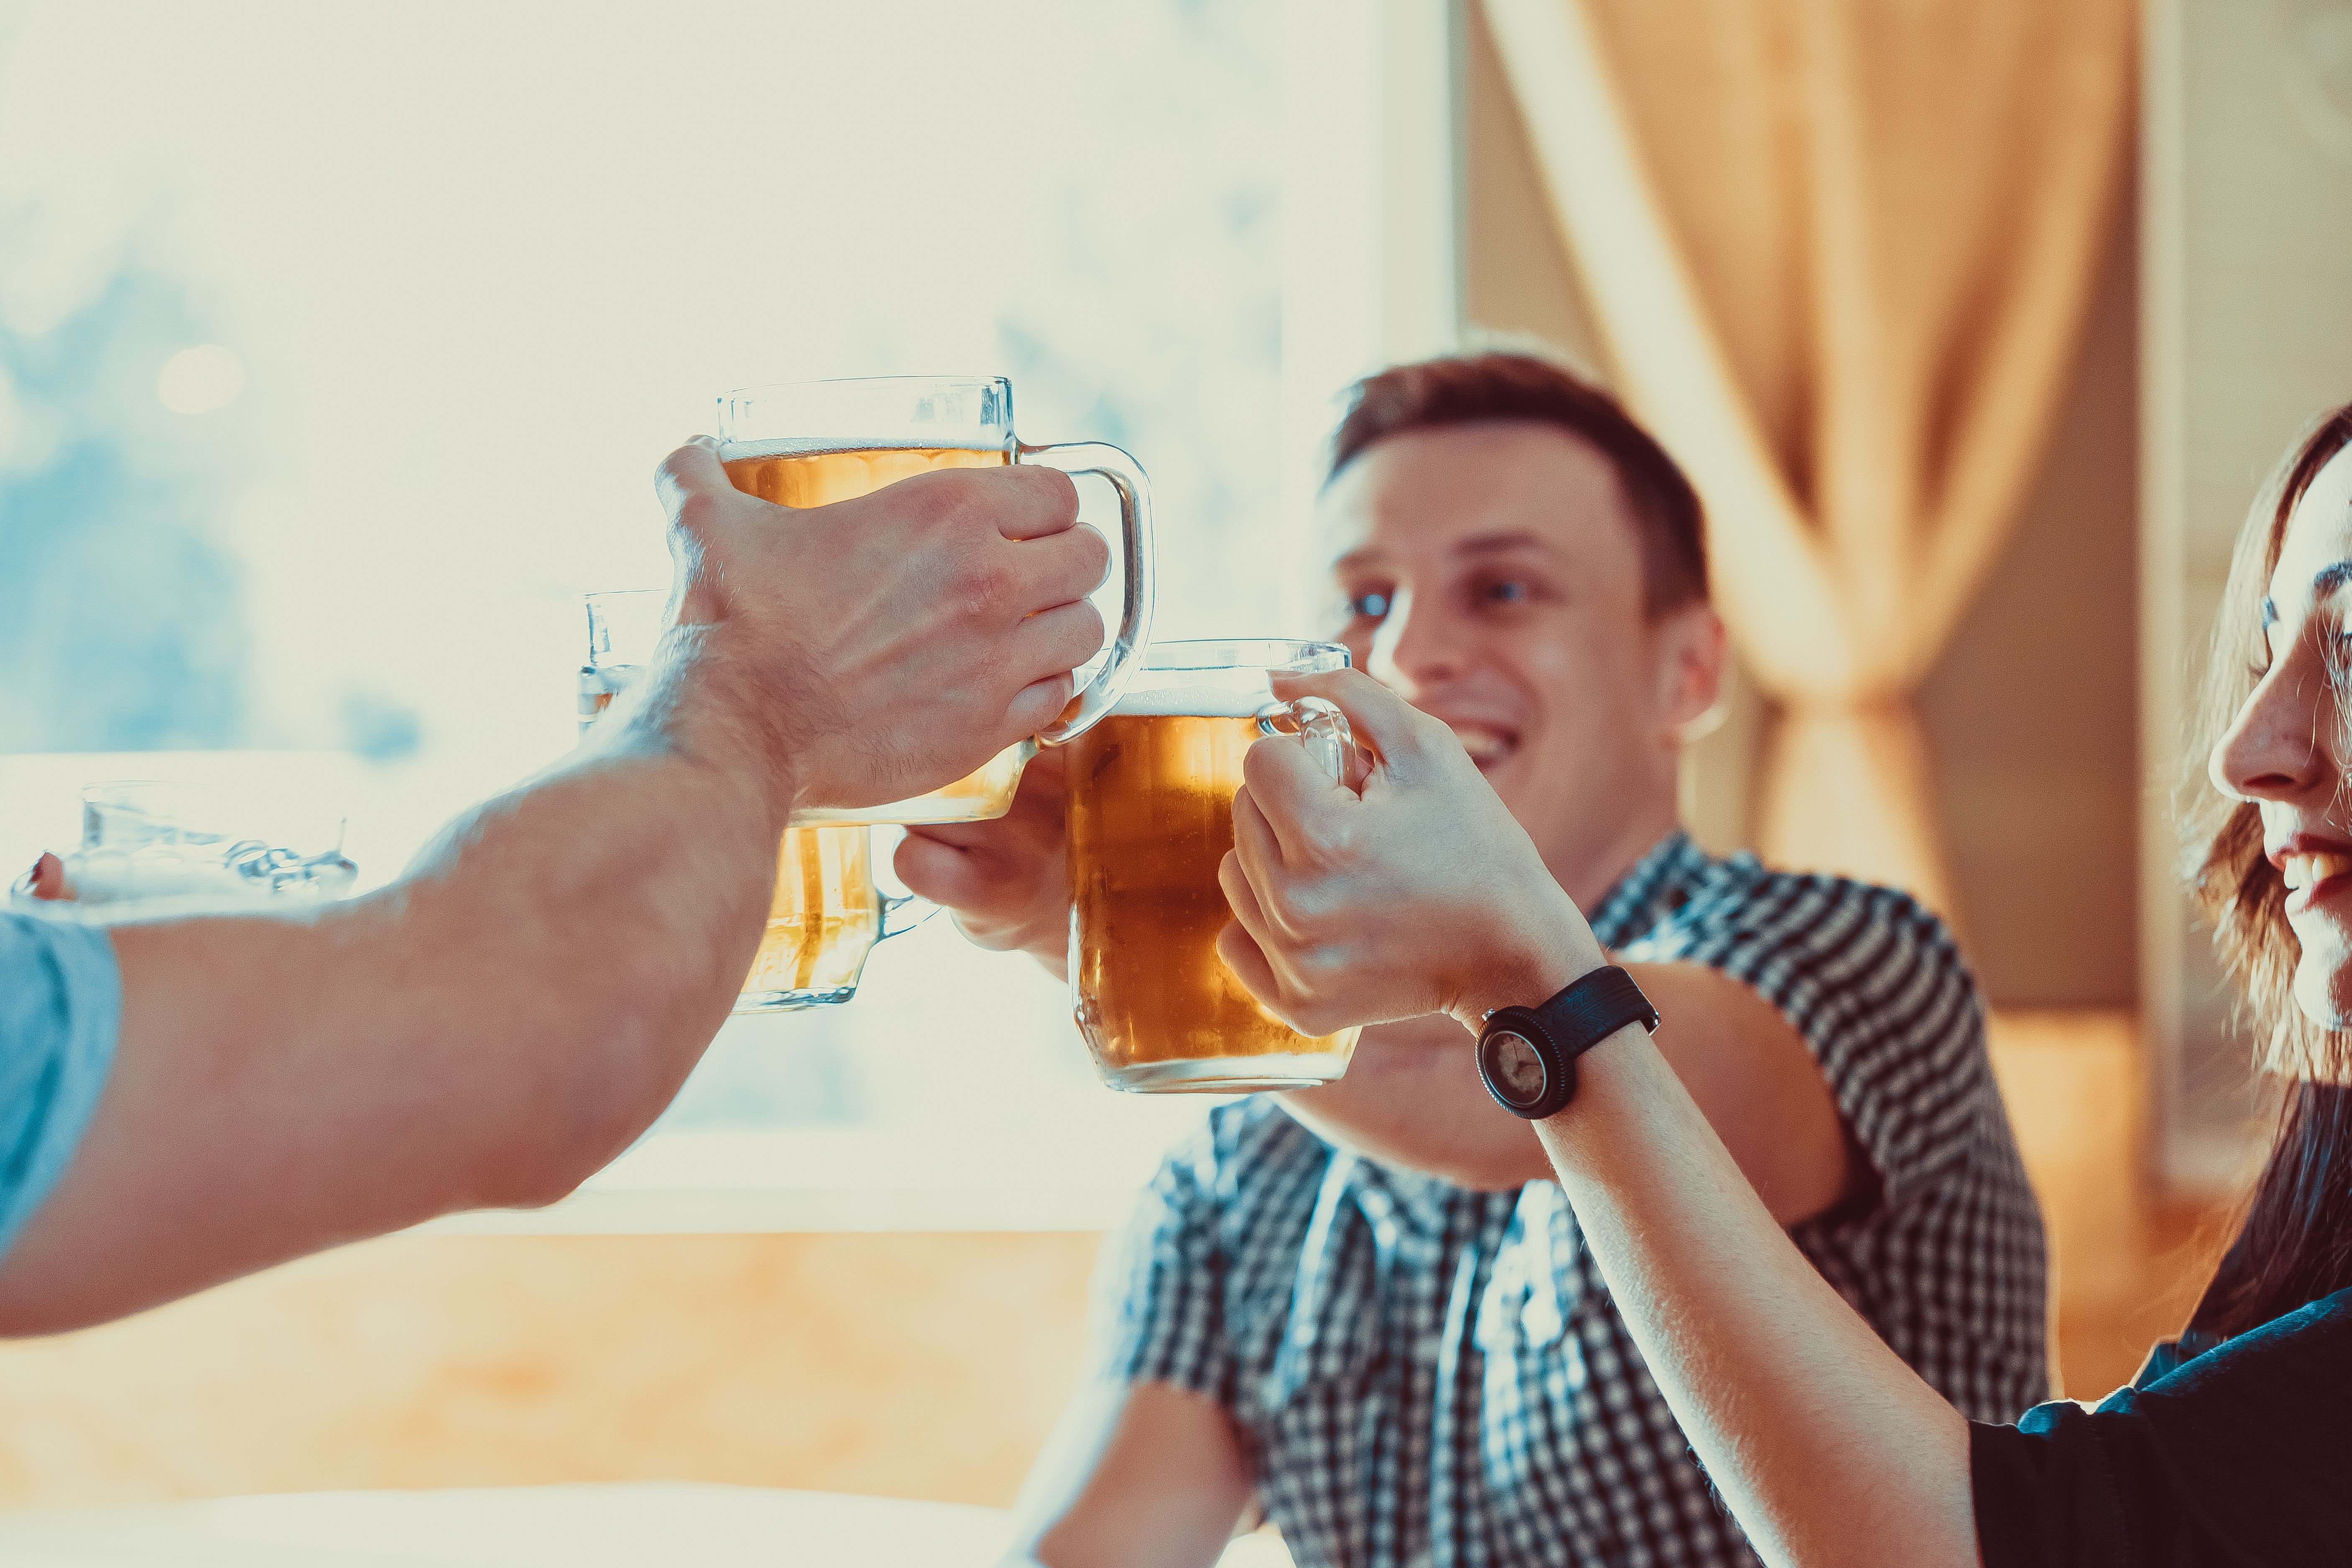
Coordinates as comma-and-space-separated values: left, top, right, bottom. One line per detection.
1439, 719, 1521, 772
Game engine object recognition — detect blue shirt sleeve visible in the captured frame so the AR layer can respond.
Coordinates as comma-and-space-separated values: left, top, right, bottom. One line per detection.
0, 911, 122, 1261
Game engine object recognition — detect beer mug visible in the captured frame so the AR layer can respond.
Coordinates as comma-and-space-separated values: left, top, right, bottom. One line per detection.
1065, 639, 1362, 1093
718, 374, 1156, 825
573, 670, 925, 1012
741, 823, 928, 1011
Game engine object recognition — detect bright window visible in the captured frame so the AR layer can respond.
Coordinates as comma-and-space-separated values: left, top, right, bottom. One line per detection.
0, 1, 1286, 1224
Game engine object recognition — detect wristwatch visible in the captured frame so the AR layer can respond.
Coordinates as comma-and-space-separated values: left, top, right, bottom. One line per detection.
1474, 965, 1659, 1120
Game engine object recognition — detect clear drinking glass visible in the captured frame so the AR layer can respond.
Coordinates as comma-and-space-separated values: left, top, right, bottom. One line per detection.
716, 374, 1156, 825
1063, 639, 1362, 1092
9, 781, 358, 908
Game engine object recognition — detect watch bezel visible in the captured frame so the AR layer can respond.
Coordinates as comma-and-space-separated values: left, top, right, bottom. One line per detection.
1477, 1006, 1576, 1120
1473, 966, 1661, 1121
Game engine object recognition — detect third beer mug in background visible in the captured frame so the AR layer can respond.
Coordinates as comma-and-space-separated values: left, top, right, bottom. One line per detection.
718, 375, 1156, 825
1065, 639, 1361, 1093
741, 823, 925, 1011
574, 659, 924, 1012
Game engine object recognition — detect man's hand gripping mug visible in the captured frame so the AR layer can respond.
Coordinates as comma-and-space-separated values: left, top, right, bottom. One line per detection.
717, 373, 1154, 825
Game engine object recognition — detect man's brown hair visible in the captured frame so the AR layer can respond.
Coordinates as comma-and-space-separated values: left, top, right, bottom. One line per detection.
1328, 352, 1708, 615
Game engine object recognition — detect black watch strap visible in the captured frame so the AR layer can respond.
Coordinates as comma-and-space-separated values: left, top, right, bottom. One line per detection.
1475, 965, 1658, 1120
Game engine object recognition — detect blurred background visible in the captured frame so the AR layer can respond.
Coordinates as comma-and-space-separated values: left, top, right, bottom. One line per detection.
0, 0, 2345, 1549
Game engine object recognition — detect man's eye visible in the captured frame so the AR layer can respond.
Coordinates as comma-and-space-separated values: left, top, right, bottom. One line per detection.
1481, 579, 1531, 605
1347, 591, 1392, 620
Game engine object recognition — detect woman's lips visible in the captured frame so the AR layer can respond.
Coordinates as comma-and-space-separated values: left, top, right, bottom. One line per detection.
2283, 851, 2352, 913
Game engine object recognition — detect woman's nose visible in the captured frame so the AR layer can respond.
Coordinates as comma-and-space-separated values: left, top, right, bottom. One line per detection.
2211, 654, 2334, 803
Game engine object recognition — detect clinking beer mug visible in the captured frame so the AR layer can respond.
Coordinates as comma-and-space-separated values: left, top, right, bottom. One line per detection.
580, 377, 1154, 825
735, 373, 1154, 825
575, 375, 1150, 1010
1065, 639, 1363, 1092
574, 680, 926, 1013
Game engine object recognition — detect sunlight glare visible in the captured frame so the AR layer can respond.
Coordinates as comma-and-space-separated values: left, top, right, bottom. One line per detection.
155, 344, 246, 415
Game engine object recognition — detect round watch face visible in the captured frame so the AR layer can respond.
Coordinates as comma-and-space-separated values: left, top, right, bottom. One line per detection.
1484, 1029, 1547, 1106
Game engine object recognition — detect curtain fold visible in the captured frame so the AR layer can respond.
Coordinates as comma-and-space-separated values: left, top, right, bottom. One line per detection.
1482, 0, 2136, 918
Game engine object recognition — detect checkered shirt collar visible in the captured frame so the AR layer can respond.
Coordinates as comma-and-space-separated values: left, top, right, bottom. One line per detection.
1584, 829, 1711, 951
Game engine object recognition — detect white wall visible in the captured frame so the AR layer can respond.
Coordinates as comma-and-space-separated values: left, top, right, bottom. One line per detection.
1277, 0, 1465, 632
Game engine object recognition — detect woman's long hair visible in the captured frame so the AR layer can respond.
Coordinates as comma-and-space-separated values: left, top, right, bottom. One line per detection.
2188, 402, 2352, 1337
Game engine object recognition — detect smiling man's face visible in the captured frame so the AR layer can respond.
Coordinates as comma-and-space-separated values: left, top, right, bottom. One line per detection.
1319, 420, 1722, 905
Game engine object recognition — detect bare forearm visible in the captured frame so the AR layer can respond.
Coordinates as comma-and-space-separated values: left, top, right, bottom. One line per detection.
1014, 1381, 1251, 1568
1533, 1030, 1976, 1568
1282, 961, 1853, 1209
0, 655, 789, 1333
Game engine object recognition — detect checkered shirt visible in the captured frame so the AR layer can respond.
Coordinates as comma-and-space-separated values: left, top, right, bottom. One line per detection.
1093, 831, 2048, 1568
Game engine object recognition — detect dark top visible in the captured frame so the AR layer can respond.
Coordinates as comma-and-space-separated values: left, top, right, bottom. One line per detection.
1970, 1287, 2352, 1567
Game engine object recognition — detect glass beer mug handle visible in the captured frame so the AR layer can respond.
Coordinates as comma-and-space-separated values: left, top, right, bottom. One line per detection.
1016, 442, 1157, 746
879, 890, 938, 941
868, 829, 938, 941
1257, 696, 1354, 785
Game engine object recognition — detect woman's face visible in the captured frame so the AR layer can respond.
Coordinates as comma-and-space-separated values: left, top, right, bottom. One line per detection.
2214, 443, 2352, 1028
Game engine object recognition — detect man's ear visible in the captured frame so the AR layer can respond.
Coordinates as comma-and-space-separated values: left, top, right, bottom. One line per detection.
1655, 604, 1728, 742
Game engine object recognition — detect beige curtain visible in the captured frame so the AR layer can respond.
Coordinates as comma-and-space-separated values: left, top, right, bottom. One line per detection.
1482, 0, 2136, 918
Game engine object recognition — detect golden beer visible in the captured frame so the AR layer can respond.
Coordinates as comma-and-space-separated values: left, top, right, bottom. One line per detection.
719, 440, 1037, 825
742, 824, 883, 1008
1066, 680, 1360, 1092
574, 666, 893, 1011
722, 443, 1007, 506
715, 375, 1158, 821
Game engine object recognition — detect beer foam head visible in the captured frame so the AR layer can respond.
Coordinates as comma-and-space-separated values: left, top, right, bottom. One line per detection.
718, 436, 1003, 460
1110, 683, 1269, 720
